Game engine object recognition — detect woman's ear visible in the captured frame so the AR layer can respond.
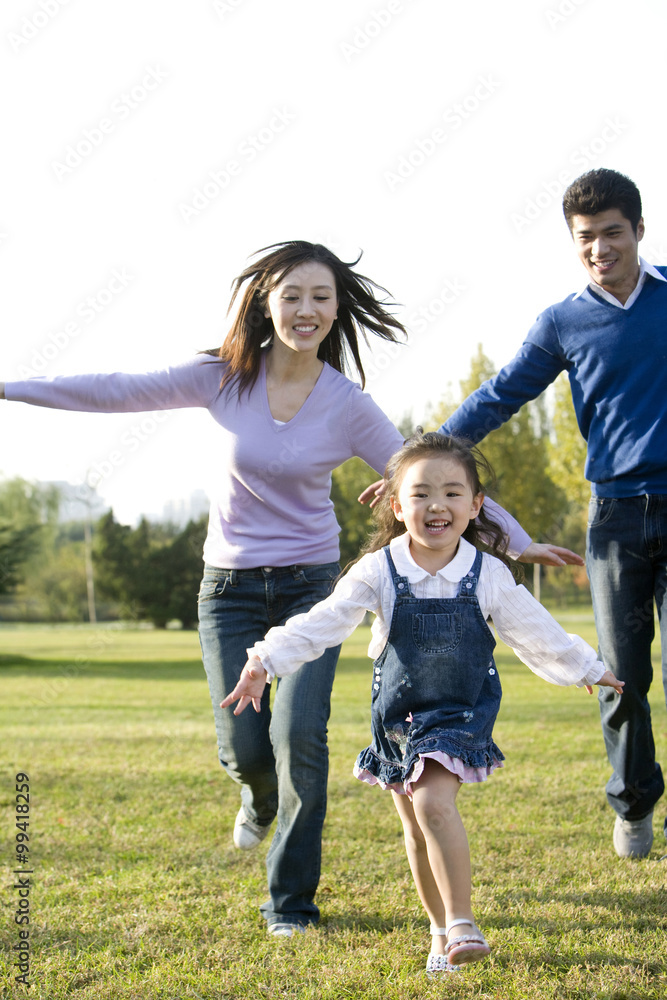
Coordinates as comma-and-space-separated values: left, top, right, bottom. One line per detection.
390, 496, 404, 522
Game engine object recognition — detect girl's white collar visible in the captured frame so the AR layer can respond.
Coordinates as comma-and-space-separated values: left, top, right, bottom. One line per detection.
388, 533, 477, 582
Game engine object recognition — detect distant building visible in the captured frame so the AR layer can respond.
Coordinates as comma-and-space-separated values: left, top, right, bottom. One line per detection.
45, 481, 110, 523
157, 490, 210, 528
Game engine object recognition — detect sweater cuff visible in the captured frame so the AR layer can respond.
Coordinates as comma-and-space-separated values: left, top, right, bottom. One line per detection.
577, 659, 605, 688
246, 645, 275, 679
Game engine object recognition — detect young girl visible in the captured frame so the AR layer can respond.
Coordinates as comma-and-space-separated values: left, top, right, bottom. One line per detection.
221, 431, 623, 973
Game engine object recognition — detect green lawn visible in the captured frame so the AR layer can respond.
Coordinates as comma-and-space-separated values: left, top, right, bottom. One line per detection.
1, 616, 666, 999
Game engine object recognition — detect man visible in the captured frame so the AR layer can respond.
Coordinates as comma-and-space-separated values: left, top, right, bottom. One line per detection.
441, 168, 666, 858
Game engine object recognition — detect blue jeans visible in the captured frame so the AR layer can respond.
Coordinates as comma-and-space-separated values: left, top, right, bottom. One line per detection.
587, 495, 667, 824
198, 562, 340, 928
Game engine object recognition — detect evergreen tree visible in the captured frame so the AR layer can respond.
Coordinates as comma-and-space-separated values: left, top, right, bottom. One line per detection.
93, 512, 207, 627
0, 478, 60, 596
0, 523, 34, 596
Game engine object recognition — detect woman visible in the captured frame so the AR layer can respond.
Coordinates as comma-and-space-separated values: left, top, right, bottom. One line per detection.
1, 241, 574, 935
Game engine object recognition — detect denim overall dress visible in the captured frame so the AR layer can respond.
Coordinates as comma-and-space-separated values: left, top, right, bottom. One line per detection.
355, 547, 505, 787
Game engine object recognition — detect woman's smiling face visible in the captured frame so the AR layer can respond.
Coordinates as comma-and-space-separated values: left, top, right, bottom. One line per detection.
264, 261, 338, 359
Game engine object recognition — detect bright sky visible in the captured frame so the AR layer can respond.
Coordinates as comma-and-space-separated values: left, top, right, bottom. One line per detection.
2, 0, 665, 524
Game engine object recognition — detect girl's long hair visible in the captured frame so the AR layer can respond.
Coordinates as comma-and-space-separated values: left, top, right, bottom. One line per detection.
359, 430, 520, 577
202, 241, 407, 395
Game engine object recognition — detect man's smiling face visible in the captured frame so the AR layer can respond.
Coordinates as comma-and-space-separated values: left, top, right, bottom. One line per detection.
570, 208, 645, 305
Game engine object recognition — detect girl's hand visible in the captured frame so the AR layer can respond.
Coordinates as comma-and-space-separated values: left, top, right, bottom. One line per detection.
220, 656, 268, 715
585, 670, 624, 696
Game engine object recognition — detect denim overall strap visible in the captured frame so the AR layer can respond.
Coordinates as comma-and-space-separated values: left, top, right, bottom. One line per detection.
456, 549, 483, 597
382, 545, 415, 598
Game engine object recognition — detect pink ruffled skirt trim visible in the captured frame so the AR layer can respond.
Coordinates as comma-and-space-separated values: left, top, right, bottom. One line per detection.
353, 750, 504, 797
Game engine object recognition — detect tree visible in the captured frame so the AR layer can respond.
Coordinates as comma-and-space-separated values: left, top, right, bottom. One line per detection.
548, 372, 589, 507
25, 530, 89, 621
426, 344, 568, 542
0, 478, 60, 597
331, 457, 376, 569
0, 523, 34, 596
93, 512, 207, 627
331, 414, 417, 570
132, 517, 207, 628
544, 372, 591, 601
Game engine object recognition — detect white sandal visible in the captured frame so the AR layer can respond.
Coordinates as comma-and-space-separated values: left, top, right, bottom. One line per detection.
443, 917, 491, 965
426, 925, 460, 975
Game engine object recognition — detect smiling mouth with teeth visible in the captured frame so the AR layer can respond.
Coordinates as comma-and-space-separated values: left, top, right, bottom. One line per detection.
426, 520, 449, 531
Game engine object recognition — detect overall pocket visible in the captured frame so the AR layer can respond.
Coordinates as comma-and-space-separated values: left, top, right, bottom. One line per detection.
412, 612, 462, 654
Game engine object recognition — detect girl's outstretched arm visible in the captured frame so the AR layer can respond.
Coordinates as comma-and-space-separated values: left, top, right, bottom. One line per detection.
586, 670, 624, 696
220, 657, 268, 715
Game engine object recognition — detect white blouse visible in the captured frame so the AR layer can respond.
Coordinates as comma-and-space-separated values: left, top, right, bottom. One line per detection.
250, 534, 605, 689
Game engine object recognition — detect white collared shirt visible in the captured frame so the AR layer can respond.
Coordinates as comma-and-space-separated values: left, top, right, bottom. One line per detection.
575, 257, 667, 310
250, 533, 604, 689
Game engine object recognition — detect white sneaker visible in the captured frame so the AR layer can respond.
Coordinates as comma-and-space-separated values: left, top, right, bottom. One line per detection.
268, 923, 307, 938
233, 807, 271, 850
613, 812, 654, 858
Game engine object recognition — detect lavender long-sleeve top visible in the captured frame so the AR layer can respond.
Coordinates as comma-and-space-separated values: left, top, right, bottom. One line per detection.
4, 352, 531, 568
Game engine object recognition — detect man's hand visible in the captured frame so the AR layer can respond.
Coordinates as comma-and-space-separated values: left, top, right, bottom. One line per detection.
518, 542, 585, 567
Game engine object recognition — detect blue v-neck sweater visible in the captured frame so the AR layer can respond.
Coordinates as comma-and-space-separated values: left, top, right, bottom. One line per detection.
441, 268, 667, 498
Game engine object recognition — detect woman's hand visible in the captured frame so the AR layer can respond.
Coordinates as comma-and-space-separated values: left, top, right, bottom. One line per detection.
220, 656, 268, 715
518, 542, 585, 567
357, 478, 385, 508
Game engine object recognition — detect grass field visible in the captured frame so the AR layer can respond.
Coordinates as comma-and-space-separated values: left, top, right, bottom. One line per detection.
1, 615, 666, 999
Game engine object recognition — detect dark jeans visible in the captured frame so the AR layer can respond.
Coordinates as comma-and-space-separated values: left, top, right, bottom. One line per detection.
198, 562, 340, 927
587, 495, 667, 825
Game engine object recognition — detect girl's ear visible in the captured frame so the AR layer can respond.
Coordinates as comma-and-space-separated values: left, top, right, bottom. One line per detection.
470, 492, 484, 519
390, 496, 404, 522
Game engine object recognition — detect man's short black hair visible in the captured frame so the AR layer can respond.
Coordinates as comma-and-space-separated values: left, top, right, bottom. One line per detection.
563, 169, 642, 233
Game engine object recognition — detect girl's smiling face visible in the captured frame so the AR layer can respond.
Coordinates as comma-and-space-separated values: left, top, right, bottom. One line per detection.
390, 455, 483, 570
264, 261, 338, 360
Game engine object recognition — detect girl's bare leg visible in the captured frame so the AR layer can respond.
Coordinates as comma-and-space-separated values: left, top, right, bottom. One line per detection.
392, 790, 448, 955
409, 760, 476, 945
